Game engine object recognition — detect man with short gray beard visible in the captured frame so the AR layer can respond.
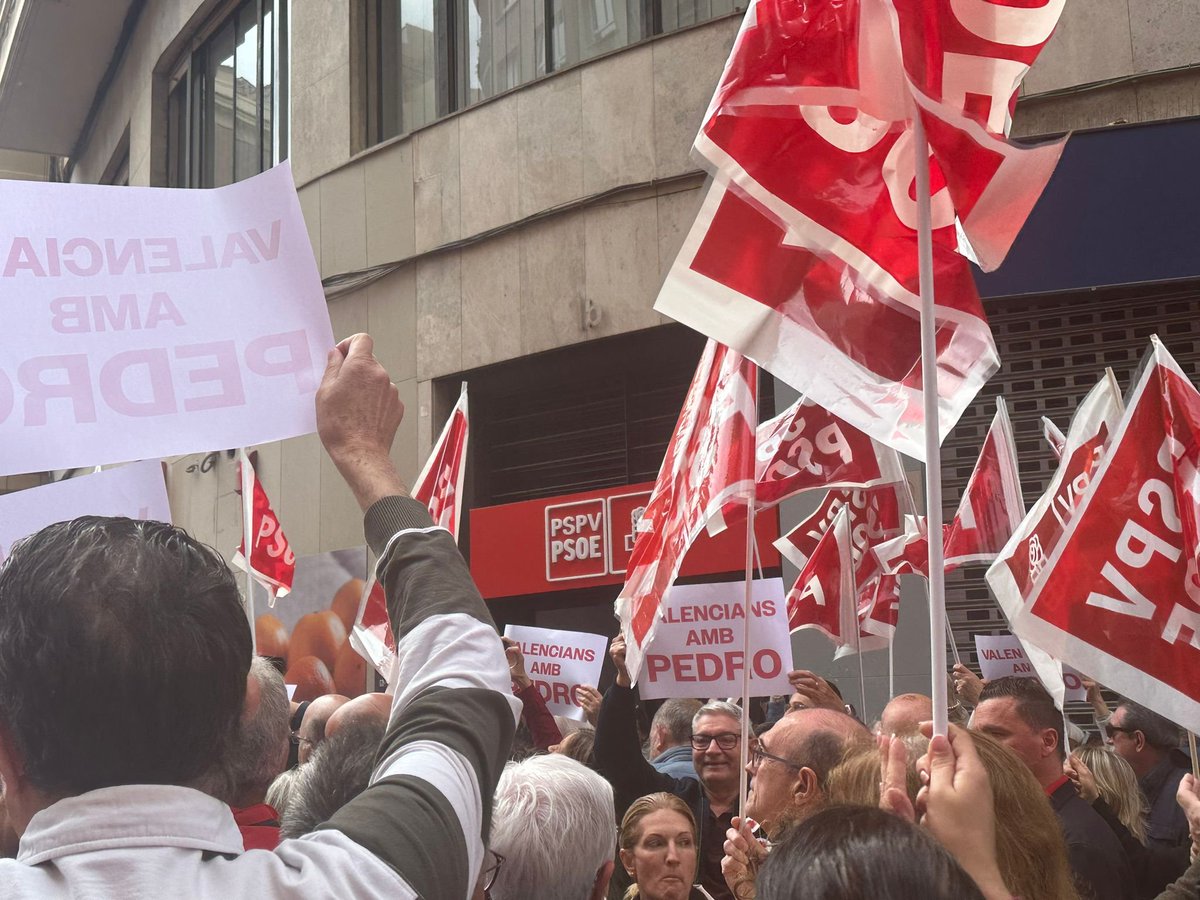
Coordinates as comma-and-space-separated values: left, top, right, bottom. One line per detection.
225, 656, 291, 850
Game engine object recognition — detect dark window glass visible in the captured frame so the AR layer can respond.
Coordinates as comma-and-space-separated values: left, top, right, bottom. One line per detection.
168, 0, 289, 188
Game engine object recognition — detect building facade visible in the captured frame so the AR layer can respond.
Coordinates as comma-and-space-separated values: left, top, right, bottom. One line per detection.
1, 0, 1198, 710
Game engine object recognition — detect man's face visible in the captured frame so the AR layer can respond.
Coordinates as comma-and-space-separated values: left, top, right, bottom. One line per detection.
744, 719, 804, 834
972, 697, 1047, 773
1106, 707, 1139, 764
691, 713, 741, 793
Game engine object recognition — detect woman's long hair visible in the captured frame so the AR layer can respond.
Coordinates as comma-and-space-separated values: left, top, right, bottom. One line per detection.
1077, 745, 1148, 844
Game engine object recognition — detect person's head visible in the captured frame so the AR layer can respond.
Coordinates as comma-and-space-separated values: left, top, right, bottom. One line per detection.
618, 793, 697, 900
971, 730, 1080, 900
878, 693, 933, 737
786, 678, 843, 715
490, 754, 615, 900
265, 767, 303, 820
0, 517, 251, 831
550, 727, 596, 767
324, 691, 391, 740
690, 701, 744, 800
649, 699, 702, 758
827, 739, 923, 810
226, 656, 291, 807
280, 715, 386, 839
746, 708, 870, 838
1077, 745, 1148, 844
1108, 700, 1181, 778
756, 805, 986, 900
972, 677, 1063, 787
296, 693, 350, 764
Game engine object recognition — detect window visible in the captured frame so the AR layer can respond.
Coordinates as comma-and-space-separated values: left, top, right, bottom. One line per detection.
167, 0, 289, 188
360, 0, 737, 146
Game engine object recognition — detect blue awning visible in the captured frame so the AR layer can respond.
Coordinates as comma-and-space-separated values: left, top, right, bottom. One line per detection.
975, 117, 1200, 298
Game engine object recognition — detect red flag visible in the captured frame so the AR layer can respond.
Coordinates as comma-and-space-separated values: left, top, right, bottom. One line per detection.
835, 573, 902, 658
710, 397, 906, 534
233, 449, 295, 605
412, 383, 470, 539
875, 398, 1024, 575
655, 0, 1063, 461
774, 484, 909, 573
988, 375, 1123, 621
1015, 339, 1200, 731
617, 341, 758, 682
786, 507, 858, 647
351, 383, 470, 683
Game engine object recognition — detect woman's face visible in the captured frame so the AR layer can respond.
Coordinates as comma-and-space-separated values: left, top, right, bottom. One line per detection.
619, 809, 697, 900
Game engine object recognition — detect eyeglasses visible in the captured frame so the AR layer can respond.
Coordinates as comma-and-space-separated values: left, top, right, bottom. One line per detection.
691, 732, 740, 751
749, 745, 803, 772
290, 731, 313, 747
1104, 724, 1137, 740
482, 849, 506, 898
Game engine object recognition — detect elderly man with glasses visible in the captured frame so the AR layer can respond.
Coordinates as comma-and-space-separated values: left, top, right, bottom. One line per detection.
719, 707, 869, 900
594, 635, 748, 900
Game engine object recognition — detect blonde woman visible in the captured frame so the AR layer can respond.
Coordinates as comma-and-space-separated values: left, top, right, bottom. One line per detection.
1073, 746, 1148, 844
619, 793, 709, 900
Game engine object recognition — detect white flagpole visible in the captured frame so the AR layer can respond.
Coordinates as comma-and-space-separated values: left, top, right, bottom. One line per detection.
914, 116, 949, 737
738, 497, 756, 816
238, 448, 258, 655
887, 639, 895, 701
945, 617, 962, 668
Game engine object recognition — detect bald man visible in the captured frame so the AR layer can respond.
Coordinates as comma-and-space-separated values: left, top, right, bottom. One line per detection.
326, 693, 392, 740
878, 693, 933, 737
296, 694, 349, 764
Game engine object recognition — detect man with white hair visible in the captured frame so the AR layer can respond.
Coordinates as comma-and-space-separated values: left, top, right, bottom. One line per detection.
225, 656, 292, 849
594, 635, 744, 900
489, 754, 615, 900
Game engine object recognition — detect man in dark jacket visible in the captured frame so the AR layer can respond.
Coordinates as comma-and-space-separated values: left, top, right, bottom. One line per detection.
973, 677, 1134, 900
1108, 700, 1192, 849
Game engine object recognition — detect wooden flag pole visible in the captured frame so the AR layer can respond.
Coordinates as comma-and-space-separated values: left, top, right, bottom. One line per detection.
914, 115, 949, 737
1189, 732, 1198, 781
738, 496, 757, 816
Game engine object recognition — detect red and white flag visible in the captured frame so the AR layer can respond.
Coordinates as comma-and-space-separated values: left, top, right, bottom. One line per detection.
233, 449, 295, 606
412, 383, 470, 538
710, 397, 906, 534
786, 506, 858, 647
352, 383, 470, 683
655, 0, 1064, 461
1014, 338, 1200, 731
835, 573, 902, 658
616, 341, 758, 682
774, 484, 910, 573
875, 398, 1025, 575
988, 374, 1124, 622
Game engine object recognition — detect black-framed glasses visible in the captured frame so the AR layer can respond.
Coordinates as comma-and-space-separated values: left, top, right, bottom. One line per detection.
750, 745, 803, 772
1104, 724, 1137, 740
482, 849, 505, 895
691, 731, 740, 751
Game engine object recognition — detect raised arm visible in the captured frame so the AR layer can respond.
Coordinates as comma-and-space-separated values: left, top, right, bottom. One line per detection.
315, 334, 519, 899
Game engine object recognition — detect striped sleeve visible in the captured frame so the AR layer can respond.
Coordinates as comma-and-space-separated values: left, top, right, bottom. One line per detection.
324, 496, 520, 900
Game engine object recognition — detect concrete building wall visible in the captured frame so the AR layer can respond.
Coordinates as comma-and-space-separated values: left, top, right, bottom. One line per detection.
55, 0, 1200, 571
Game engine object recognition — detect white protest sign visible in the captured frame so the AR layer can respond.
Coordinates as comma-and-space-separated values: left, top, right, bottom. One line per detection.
975, 634, 1087, 702
0, 460, 171, 563
639, 578, 792, 700
0, 162, 334, 476
503, 624, 608, 720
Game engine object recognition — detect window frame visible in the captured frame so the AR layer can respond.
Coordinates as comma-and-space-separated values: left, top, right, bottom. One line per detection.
166, 0, 290, 188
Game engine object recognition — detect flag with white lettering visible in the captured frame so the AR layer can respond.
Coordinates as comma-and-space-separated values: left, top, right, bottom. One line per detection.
654, 0, 1065, 461
774, 484, 910, 573
875, 398, 1025, 575
787, 507, 858, 648
1014, 338, 1200, 731
710, 397, 906, 534
988, 374, 1124, 622
616, 341, 758, 683
233, 448, 295, 605
412, 382, 469, 538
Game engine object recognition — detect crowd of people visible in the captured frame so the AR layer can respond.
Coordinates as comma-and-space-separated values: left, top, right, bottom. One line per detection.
0, 332, 1198, 899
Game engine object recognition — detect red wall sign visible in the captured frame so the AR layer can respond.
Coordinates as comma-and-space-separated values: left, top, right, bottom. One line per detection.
471, 481, 781, 600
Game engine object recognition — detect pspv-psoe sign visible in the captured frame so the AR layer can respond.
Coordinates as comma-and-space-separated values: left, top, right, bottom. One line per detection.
545, 498, 608, 581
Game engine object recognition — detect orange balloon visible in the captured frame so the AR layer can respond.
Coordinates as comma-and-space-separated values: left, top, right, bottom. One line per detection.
333, 639, 368, 697
255, 614, 289, 662
331, 578, 365, 632
290, 610, 347, 671
285, 656, 335, 702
